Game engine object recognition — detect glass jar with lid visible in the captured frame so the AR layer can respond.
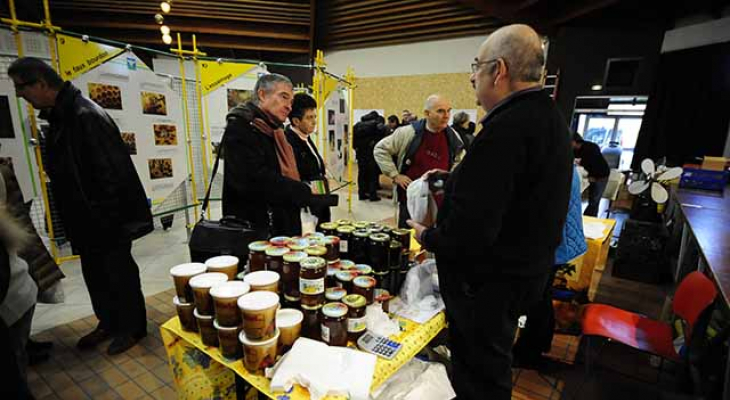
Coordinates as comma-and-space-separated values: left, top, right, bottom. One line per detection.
300, 256, 326, 307
321, 302, 348, 347
351, 229, 371, 264
342, 294, 367, 342
323, 236, 341, 263
301, 303, 323, 340
247, 241, 270, 272
265, 246, 289, 279
319, 222, 339, 236
282, 251, 306, 301
335, 225, 355, 259
368, 233, 390, 272
353, 276, 376, 305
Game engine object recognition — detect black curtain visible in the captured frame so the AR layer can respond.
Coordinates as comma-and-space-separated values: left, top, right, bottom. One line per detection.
633, 41, 730, 169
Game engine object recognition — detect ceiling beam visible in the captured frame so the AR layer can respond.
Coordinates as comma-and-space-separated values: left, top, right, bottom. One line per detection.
53, 14, 309, 41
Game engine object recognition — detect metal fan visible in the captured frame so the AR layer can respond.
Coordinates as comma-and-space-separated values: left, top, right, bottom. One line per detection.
627, 159, 683, 204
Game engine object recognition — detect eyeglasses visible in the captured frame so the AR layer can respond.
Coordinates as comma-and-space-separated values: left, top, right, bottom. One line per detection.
470, 58, 500, 74
14, 80, 37, 91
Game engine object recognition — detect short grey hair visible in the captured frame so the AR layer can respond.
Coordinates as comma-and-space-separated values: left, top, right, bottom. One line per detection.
452, 111, 470, 126
424, 94, 443, 111
483, 24, 545, 83
252, 73, 293, 105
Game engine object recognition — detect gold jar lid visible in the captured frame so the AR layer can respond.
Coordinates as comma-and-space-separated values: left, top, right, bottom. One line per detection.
265, 246, 290, 257
305, 246, 327, 257
301, 256, 326, 270
343, 294, 366, 309
283, 251, 307, 263
336, 225, 355, 234
319, 222, 339, 230
369, 233, 390, 243
353, 229, 371, 238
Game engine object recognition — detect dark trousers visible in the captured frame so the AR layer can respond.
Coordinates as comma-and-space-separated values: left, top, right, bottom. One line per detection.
512, 266, 559, 360
443, 272, 548, 400
584, 177, 608, 217
357, 157, 380, 197
78, 241, 147, 336
398, 200, 410, 228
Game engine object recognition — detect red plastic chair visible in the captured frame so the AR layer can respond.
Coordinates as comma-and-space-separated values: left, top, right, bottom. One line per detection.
581, 271, 717, 371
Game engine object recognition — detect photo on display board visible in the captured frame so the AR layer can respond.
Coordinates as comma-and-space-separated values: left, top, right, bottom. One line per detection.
148, 158, 173, 180
227, 89, 253, 110
329, 130, 335, 152
337, 139, 343, 159
140, 91, 167, 115
120, 132, 137, 155
339, 99, 345, 114
88, 83, 123, 110
0, 96, 16, 138
328, 110, 335, 126
153, 124, 178, 146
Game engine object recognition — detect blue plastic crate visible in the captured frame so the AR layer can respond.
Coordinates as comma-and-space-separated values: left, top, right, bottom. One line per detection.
679, 167, 730, 191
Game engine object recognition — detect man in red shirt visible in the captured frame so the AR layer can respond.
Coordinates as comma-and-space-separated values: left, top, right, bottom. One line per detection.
374, 95, 465, 227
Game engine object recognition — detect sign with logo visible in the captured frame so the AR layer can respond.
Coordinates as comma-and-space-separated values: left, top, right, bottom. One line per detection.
56, 34, 125, 81
199, 61, 257, 95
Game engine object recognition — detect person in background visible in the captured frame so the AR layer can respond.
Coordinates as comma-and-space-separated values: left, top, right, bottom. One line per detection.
601, 140, 622, 169
401, 109, 414, 125
285, 93, 331, 224
374, 94, 464, 227
386, 115, 400, 134
408, 25, 572, 399
572, 132, 610, 216
451, 111, 476, 150
0, 175, 36, 397
9, 57, 152, 355
222, 73, 337, 237
512, 165, 586, 370
0, 158, 60, 365
353, 111, 387, 201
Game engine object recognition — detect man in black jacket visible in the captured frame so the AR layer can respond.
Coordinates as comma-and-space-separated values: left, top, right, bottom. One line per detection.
9, 58, 152, 355
408, 25, 572, 399
353, 111, 386, 201
572, 133, 610, 216
222, 74, 336, 237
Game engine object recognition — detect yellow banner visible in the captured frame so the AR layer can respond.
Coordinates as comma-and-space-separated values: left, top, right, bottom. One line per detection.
57, 34, 125, 81
323, 75, 339, 101
200, 61, 257, 95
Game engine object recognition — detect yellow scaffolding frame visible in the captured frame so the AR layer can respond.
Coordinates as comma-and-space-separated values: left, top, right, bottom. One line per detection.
2, 0, 78, 264
312, 50, 356, 213
171, 33, 201, 220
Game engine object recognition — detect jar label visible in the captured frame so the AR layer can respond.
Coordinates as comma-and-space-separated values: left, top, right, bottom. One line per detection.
347, 316, 367, 333
321, 324, 330, 343
340, 240, 348, 253
300, 278, 325, 295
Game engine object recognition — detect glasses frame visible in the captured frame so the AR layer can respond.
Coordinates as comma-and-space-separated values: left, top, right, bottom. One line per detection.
470, 58, 501, 74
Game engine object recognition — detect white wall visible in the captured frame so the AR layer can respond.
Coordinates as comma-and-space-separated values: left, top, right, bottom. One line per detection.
324, 35, 487, 78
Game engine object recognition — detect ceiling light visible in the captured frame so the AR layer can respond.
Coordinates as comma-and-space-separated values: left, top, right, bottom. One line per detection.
591, 84, 603, 91
161, 2, 171, 13
162, 34, 172, 45
160, 25, 170, 35
155, 14, 164, 24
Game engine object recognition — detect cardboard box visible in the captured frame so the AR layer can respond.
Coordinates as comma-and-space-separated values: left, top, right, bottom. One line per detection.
701, 156, 729, 172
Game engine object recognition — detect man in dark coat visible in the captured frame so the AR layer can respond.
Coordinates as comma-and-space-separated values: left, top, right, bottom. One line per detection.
572, 132, 610, 216
408, 25, 573, 399
9, 57, 153, 355
353, 111, 385, 201
222, 74, 336, 237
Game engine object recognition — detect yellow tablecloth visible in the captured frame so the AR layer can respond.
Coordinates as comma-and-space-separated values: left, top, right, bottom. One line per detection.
161, 311, 446, 400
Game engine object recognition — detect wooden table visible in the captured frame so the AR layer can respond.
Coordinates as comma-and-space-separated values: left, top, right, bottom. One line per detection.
672, 186, 730, 396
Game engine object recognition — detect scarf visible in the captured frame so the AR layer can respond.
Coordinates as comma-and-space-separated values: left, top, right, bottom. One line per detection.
252, 118, 301, 181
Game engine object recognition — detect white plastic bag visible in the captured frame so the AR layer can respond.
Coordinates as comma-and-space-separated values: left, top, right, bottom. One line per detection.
301, 207, 318, 235
372, 358, 456, 400
391, 259, 444, 323
406, 178, 437, 226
